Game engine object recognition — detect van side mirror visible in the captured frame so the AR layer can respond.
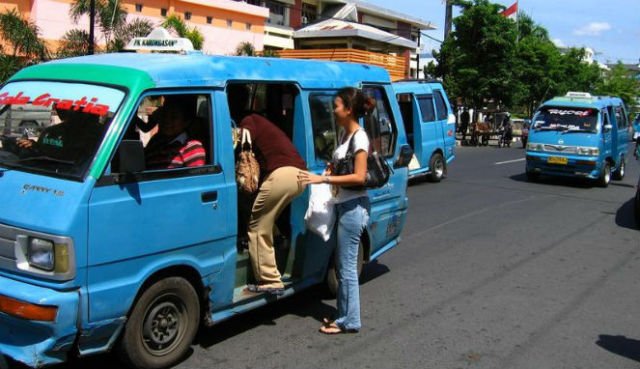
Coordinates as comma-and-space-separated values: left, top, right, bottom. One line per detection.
394, 144, 413, 168
117, 140, 145, 173
603, 124, 613, 132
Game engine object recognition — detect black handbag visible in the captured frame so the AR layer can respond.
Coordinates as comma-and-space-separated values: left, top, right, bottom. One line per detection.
333, 130, 391, 190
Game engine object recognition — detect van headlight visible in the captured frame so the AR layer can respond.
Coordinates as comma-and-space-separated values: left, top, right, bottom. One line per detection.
527, 143, 543, 151
577, 147, 599, 156
27, 238, 54, 271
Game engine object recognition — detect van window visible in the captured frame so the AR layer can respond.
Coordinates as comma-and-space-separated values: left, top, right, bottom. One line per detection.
363, 86, 396, 157
532, 107, 598, 133
417, 95, 436, 122
615, 105, 628, 128
0, 81, 124, 180
309, 93, 337, 162
111, 93, 212, 176
433, 90, 449, 121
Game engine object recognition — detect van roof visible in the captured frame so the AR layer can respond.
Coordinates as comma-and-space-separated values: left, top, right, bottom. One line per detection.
10, 53, 391, 89
542, 94, 624, 110
392, 79, 444, 94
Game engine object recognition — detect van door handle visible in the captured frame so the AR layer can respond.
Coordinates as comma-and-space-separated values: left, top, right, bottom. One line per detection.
201, 191, 218, 203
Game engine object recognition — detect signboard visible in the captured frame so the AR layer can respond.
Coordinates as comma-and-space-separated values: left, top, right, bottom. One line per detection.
125, 27, 194, 52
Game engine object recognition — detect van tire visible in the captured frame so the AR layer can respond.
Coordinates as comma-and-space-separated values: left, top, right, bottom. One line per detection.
612, 158, 625, 180
326, 241, 364, 298
597, 162, 611, 188
427, 153, 445, 182
117, 277, 200, 369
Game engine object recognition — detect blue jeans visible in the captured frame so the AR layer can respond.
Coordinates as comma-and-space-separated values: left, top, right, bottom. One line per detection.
334, 196, 370, 331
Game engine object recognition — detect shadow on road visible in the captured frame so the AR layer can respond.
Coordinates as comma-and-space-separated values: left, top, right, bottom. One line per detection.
615, 198, 639, 230
596, 334, 640, 363
6, 261, 390, 369
197, 260, 390, 349
510, 172, 593, 189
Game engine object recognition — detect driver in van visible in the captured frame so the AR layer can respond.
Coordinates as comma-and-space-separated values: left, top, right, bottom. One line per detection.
16, 105, 102, 162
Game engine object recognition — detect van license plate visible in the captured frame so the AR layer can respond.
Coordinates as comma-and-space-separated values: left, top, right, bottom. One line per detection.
547, 156, 568, 165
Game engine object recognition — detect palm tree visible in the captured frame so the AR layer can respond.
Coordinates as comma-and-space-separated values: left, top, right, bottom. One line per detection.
0, 9, 48, 81
162, 15, 204, 50
56, 29, 92, 58
235, 41, 255, 56
111, 18, 155, 51
0, 9, 48, 59
70, 0, 127, 51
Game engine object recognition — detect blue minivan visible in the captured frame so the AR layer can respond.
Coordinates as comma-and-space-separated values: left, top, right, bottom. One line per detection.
0, 50, 413, 368
526, 92, 630, 186
394, 80, 456, 182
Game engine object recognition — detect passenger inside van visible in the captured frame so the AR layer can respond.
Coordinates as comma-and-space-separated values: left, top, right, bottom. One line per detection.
144, 96, 206, 170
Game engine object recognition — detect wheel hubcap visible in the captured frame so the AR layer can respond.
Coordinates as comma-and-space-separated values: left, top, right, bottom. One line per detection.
143, 300, 183, 354
434, 159, 444, 177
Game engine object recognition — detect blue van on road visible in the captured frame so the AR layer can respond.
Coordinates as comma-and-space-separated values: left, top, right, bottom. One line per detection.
394, 80, 456, 182
0, 51, 413, 368
526, 92, 631, 186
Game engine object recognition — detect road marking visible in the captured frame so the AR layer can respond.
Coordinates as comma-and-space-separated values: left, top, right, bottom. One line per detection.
495, 158, 526, 165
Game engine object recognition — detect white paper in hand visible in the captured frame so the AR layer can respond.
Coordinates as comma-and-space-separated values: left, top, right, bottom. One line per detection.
304, 183, 335, 242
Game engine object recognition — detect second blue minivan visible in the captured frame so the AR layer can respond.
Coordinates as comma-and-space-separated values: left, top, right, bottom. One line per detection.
526, 92, 630, 186
394, 80, 456, 182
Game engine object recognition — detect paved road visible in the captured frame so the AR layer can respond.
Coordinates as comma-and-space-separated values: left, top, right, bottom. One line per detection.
34, 145, 640, 369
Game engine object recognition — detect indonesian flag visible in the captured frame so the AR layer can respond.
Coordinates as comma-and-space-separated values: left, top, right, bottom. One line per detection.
501, 1, 518, 19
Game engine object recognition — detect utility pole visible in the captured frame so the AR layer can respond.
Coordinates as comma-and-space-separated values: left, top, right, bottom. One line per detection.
444, 0, 453, 38
88, 0, 95, 55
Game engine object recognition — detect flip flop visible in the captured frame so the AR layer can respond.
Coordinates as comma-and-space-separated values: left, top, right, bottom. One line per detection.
318, 321, 359, 334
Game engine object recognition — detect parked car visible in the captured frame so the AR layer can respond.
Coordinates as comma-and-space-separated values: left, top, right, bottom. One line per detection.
526, 92, 630, 187
394, 80, 456, 182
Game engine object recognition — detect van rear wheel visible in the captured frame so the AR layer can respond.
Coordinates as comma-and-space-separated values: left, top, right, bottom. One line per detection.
117, 277, 200, 369
427, 153, 445, 182
612, 159, 625, 180
326, 241, 364, 298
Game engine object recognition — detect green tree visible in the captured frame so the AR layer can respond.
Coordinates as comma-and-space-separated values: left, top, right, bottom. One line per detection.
594, 62, 639, 111
161, 15, 203, 50
111, 18, 155, 51
0, 9, 48, 81
429, 0, 518, 111
56, 29, 91, 58
70, 0, 127, 51
235, 41, 255, 56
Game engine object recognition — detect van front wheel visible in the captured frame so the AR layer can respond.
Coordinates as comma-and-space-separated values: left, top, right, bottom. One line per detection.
597, 162, 611, 188
117, 277, 200, 369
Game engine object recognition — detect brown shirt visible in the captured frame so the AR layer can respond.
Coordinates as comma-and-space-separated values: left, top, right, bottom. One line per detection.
238, 114, 306, 176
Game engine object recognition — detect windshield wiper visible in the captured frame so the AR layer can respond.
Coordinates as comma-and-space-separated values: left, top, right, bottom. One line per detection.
16, 156, 75, 165
561, 129, 594, 134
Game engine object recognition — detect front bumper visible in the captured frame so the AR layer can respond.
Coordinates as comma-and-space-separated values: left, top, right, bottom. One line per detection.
526, 153, 601, 179
0, 275, 79, 367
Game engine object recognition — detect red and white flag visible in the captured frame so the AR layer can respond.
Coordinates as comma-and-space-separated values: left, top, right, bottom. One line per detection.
500, 1, 518, 19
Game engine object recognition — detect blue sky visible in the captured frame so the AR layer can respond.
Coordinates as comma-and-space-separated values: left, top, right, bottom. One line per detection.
365, 0, 640, 64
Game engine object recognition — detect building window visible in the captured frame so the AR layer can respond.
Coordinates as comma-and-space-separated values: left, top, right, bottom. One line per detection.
185, 12, 192, 20
227, 19, 232, 28
266, 1, 287, 26
301, 3, 317, 24
246, 23, 251, 31
206, 16, 212, 24
246, 0, 262, 6
135, 3, 142, 12
160, 8, 167, 16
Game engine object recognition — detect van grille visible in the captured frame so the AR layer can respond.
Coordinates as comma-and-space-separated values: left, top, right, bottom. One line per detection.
543, 144, 578, 154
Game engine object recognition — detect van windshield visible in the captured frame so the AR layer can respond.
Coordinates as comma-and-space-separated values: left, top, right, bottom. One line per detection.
0, 81, 124, 180
532, 107, 598, 133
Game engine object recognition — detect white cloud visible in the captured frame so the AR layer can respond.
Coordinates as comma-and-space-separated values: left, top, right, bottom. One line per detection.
552, 38, 566, 47
573, 22, 612, 36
